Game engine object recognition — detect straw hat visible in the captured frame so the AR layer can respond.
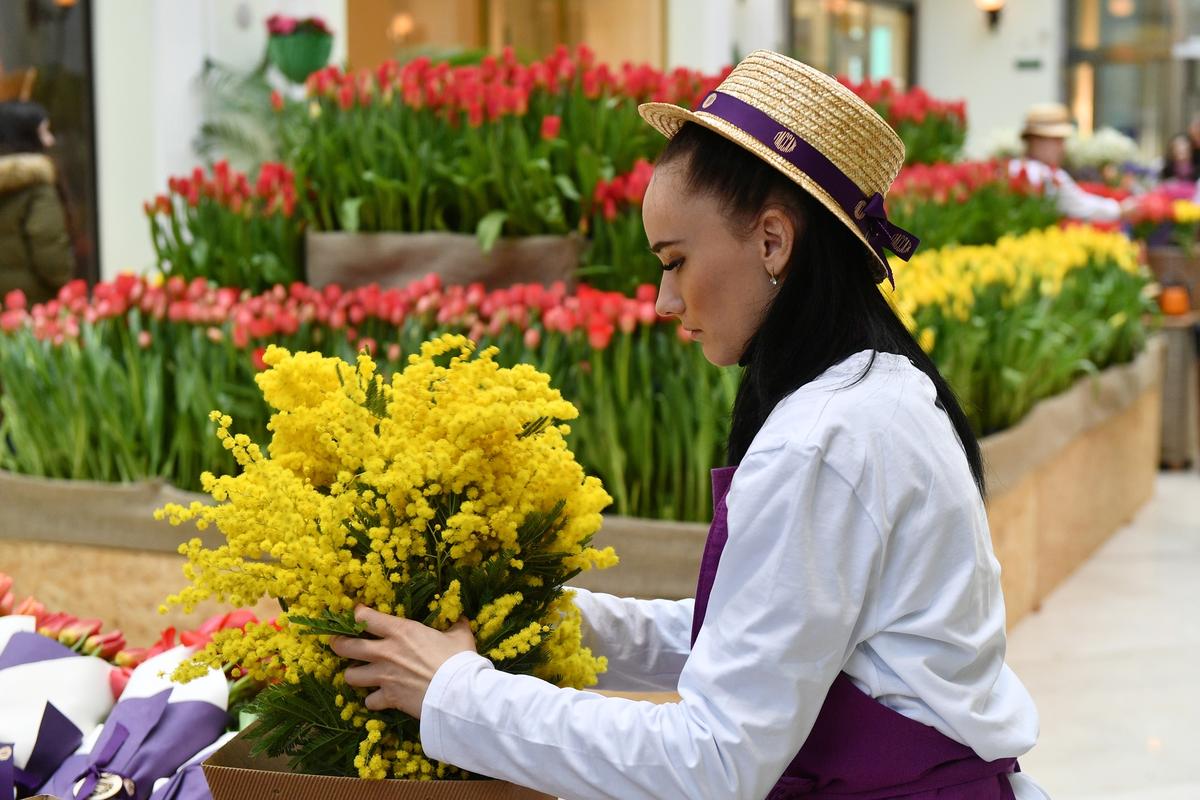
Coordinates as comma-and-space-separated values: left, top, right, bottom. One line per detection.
638, 50, 918, 284
1020, 103, 1075, 139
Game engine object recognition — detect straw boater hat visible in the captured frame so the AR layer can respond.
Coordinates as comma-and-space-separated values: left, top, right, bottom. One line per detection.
1020, 103, 1075, 140
638, 49, 919, 286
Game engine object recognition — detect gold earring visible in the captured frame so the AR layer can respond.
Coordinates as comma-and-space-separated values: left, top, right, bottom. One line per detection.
767, 270, 778, 287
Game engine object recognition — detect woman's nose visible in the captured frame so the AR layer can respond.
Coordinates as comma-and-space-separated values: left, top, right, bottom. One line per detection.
655, 271, 684, 318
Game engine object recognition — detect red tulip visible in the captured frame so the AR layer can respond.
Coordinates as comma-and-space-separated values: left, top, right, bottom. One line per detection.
109, 666, 133, 700
38, 612, 76, 638
540, 114, 562, 141
13, 596, 45, 620
84, 629, 126, 660
5, 289, 27, 311
58, 618, 103, 648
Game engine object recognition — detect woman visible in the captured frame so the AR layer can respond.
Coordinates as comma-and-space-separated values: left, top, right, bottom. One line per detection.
1162, 132, 1196, 182
0, 101, 75, 305
331, 51, 1048, 799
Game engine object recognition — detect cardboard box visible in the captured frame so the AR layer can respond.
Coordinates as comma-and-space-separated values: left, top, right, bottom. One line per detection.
203, 729, 555, 800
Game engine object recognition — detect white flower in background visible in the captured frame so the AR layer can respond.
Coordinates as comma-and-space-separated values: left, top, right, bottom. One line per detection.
985, 127, 1024, 161
1067, 127, 1142, 170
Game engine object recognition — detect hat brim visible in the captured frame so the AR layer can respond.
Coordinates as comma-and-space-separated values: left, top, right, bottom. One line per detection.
639, 101, 890, 283
1021, 123, 1075, 139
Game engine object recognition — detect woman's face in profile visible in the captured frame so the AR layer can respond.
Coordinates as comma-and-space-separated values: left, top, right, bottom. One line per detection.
642, 160, 793, 367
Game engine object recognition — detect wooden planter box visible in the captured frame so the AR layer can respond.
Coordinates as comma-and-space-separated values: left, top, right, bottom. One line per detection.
0, 339, 1164, 641
305, 231, 583, 291
203, 729, 552, 800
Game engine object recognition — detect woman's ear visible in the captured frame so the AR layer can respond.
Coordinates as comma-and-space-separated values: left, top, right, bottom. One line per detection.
758, 206, 799, 279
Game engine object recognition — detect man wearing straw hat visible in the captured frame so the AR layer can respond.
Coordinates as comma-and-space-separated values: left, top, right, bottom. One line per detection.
1010, 102, 1127, 222
335, 51, 1050, 800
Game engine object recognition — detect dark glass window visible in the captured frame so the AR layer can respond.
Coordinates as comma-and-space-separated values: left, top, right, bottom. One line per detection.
0, 0, 98, 283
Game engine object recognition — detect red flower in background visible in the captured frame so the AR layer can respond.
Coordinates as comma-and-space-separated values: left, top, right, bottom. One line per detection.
265, 14, 297, 35
180, 609, 258, 649
540, 114, 562, 141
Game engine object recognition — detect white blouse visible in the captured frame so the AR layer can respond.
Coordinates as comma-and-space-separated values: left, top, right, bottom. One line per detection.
421, 351, 1049, 799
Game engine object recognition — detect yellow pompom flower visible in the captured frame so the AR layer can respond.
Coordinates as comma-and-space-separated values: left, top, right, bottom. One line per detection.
158, 334, 617, 780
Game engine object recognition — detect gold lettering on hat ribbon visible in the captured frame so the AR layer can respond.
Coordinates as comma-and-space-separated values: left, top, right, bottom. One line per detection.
773, 131, 798, 153
701, 93, 717, 109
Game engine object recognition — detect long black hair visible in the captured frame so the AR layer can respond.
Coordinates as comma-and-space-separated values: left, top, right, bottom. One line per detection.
658, 122, 985, 496
0, 101, 50, 156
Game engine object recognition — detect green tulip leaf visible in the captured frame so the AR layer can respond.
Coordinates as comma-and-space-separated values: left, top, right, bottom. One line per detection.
476, 210, 509, 253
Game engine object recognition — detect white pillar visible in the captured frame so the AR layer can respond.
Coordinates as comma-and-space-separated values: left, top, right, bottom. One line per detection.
736, 0, 788, 59
666, 0, 737, 72
92, 0, 347, 280
93, 0, 159, 278
916, 0, 1065, 158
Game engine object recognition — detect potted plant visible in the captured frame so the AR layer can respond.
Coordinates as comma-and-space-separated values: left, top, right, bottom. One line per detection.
266, 14, 334, 85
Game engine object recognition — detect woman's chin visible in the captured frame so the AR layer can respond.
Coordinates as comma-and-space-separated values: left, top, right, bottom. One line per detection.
699, 338, 738, 368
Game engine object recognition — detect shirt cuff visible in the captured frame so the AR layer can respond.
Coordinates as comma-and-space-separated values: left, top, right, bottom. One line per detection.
419, 650, 494, 761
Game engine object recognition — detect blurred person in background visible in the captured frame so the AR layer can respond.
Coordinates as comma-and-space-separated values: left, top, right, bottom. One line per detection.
0, 100, 75, 306
1186, 112, 1200, 176
1009, 103, 1130, 223
1161, 133, 1196, 182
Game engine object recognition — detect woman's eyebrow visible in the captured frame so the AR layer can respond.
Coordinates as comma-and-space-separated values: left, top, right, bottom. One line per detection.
650, 239, 683, 253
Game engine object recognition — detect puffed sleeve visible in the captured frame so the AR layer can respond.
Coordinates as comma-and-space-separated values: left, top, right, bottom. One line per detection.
419, 442, 885, 800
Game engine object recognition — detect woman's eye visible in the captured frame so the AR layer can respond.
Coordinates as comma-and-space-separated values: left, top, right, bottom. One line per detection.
663, 258, 684, 272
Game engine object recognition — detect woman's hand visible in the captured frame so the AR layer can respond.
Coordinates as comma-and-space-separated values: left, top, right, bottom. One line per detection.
330, 606, 478, 718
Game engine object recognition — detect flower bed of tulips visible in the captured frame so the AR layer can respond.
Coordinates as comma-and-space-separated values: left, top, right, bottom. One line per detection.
144, 46, 971, 293
284, 46, 721, 238
886, 224, 1156, 434
0, 227, 1152, 521
146, 161, 302, 288
0, 274, 736, 522
887, 161, 1061, 251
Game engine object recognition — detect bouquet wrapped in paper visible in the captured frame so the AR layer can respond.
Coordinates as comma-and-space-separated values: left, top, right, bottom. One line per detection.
157, 334, 616, 781
0, 615, 114, 798
36, 646, 230, 800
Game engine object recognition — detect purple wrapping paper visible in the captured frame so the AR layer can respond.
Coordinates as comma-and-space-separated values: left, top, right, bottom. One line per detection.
37, 691, 228, 800
0, 633, 90, 796
146, 760, 212, 800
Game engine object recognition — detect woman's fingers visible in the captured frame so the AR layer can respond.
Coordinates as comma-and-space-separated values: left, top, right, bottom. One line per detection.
343, 661, 387, 689
363, 689, 393, 712
354, 605, 397, 637
329, 634, 383, 661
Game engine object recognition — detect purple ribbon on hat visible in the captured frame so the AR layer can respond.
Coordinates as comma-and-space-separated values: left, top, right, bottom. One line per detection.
693, 90, 920, 286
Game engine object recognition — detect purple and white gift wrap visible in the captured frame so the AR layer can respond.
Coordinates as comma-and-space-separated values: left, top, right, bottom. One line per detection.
0, 616, 114, 799
146, 731, 236, 800
37, 646, 230, 800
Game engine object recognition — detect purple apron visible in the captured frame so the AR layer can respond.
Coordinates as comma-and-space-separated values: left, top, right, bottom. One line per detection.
692, 466, 1019, 800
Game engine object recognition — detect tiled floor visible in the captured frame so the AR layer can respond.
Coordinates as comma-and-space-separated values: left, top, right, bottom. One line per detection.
1006, 471, 1200, 800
